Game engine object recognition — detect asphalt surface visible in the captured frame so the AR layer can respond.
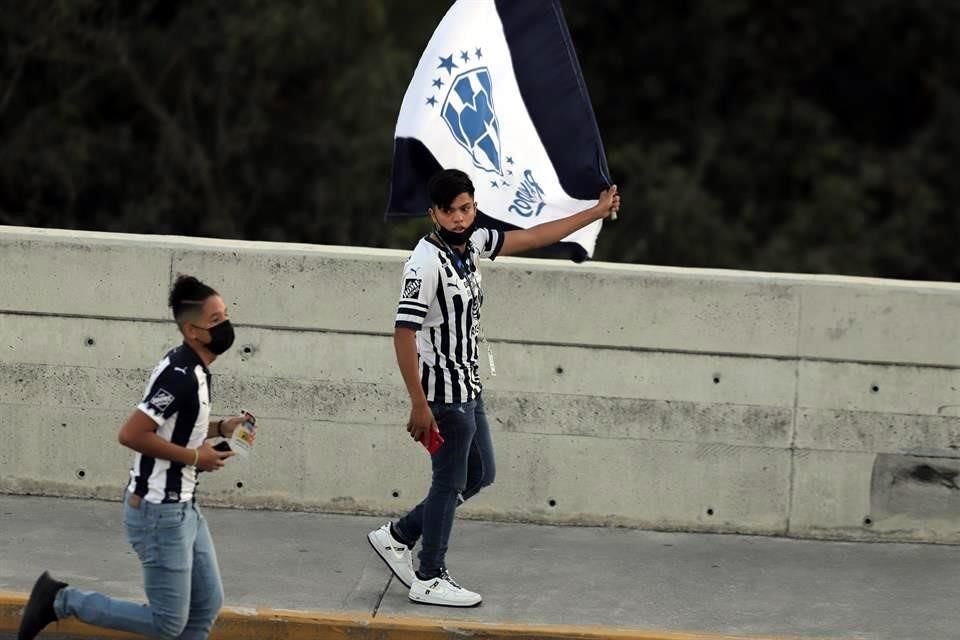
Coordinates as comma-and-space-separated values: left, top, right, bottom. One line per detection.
2, 494, 959, 639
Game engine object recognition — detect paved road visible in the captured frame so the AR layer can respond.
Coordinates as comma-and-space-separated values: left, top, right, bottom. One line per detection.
2, 494, 959, 639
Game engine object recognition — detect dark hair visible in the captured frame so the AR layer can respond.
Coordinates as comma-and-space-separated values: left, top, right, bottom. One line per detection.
428, 169, 474, 210
168, 274, 217, 323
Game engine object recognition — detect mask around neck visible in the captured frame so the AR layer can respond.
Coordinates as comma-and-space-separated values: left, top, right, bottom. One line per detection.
434, 219, 477, 246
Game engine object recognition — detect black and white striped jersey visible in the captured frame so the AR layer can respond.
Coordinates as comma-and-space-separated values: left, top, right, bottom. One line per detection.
128, 344, 211, 503
395, 227, 504, 403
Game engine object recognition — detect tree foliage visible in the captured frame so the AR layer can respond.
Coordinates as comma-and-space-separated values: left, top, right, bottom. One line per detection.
2, 1, 958, 280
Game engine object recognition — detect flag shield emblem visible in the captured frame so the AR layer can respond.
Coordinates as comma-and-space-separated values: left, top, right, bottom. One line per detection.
441, 68, 503, 176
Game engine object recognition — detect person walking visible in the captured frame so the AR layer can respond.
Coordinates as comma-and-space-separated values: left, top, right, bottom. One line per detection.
19, 275, 251, 640
368, 169, 620, 607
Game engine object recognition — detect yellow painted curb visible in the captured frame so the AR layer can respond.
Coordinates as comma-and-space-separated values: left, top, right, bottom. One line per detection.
0, 591, 803, 640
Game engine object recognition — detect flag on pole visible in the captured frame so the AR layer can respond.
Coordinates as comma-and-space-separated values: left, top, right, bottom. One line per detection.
385, 0, 612, 261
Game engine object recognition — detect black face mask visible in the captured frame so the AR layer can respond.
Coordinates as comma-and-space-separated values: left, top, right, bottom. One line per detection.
196, 320, 235, 355
434, 219, 477, 246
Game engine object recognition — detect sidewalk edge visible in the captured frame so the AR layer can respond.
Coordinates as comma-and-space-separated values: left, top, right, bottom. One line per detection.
0, 592, 799, 640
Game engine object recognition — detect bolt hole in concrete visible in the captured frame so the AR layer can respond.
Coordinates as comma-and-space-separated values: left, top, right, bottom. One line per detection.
392, 491, 400, 498
243, 346, 253, 354
863, 516, 873, 526
555, 366, 564, 375
712, 375, 721, 384
76, 470, 86, 479
871, 384, 880, 393
548, 499, 557, 507
706, 507, 715, 516
235, 481, 244, 489
85, 338, 95, 346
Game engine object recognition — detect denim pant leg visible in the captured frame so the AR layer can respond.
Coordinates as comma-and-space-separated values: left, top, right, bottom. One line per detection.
433, 396, 497, 564
396, 396, 496, 545
54, 496, 197, 639
461, 395, 496, 502
179, 503, 224, 640
396, 400, 476, 578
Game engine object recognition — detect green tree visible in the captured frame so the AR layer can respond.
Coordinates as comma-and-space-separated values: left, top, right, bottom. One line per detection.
567, 0, 960, 280
1, 0, 958, 281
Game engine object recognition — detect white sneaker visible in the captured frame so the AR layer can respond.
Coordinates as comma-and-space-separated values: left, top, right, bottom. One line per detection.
367, 523, 415, 588
408, 569, 482, 607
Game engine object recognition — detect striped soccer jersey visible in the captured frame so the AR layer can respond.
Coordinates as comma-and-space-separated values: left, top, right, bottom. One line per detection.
395, 228, 504, 403
128, 343, 212, 503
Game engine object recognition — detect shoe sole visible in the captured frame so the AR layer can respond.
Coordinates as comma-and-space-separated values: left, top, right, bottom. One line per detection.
408, 593, 483, 608
367, 532, 413, 588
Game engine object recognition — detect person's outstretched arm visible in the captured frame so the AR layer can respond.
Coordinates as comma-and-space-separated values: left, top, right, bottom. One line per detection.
499, 185, 621, 257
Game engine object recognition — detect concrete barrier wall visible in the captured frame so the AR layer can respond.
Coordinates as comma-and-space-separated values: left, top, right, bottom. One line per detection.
2, 225, 959, 543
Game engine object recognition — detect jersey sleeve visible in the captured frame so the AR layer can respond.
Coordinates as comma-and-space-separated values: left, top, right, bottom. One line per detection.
395, 254, 438, 330
471, 227, 505, 261
137, 364, 195, 427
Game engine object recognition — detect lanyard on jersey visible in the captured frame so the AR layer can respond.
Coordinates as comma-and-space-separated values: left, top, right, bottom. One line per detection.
432, 232, 497, 377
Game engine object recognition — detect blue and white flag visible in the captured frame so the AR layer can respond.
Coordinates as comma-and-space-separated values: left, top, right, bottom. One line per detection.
386, 0, 612, 260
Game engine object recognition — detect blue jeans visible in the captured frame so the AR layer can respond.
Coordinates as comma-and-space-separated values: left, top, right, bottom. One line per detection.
54, 494, 224, 639
396, 395, 496, 578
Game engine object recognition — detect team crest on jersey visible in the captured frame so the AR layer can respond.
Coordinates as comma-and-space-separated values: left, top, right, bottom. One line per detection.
403, 278, 422, 299
148, 388, 175, 412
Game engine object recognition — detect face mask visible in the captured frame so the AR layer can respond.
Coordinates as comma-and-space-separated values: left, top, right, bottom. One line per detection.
433, 218, 477, 246
197, 320, 235, 355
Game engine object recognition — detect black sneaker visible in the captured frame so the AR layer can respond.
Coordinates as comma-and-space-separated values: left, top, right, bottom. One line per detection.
18, 571, 68, 640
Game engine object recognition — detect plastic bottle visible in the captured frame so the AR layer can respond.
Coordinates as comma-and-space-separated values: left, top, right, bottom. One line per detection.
229, 410, 257, 457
